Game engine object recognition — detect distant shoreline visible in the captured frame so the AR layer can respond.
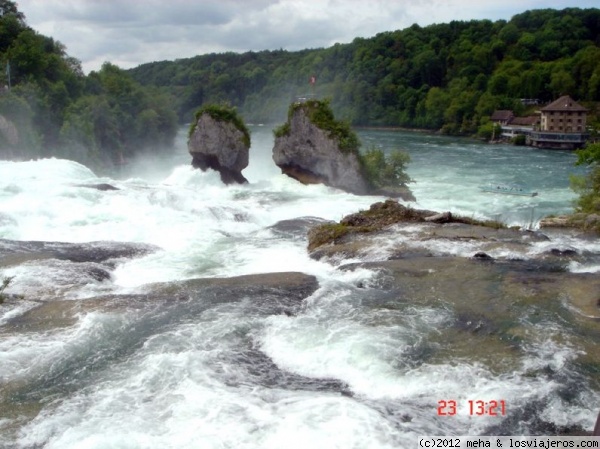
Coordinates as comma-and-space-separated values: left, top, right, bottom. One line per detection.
354, 126, 435, 133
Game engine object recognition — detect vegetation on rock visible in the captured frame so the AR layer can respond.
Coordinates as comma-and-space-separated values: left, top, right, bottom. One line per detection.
274, 99, 360, 153
275, 99, 413, 192
189, 103, 251, 147
307, 199, 506, 251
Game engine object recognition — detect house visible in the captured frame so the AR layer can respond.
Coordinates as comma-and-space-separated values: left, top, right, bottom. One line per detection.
538, 95, 587, 132
528, 95, 589, 149
490, 110, 514, 126
500, 115, 539, 140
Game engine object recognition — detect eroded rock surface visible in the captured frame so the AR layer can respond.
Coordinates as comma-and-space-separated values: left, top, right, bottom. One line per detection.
273, 103, 370, 195
188, 113, 249, 184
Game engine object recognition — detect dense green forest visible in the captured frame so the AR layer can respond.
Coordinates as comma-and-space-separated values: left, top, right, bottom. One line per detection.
1, 3, 600, 168
129, 7, 600, 136
0, 0, 177, 168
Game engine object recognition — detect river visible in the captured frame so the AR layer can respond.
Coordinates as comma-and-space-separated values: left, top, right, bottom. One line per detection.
0, 127, 597, 448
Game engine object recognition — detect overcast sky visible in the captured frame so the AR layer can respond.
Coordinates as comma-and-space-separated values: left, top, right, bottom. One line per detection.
16, 0, 600, 74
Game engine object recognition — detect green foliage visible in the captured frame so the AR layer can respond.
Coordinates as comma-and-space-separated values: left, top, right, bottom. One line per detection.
511, 134, 527, 145
285, 99, 360, 153
273, 122, 290, 138
570, 142, 600, 213
307, 223, 359, 251
189, 103, 251, 148
129, 7, 600, 135
360, 147, 413, 188
0, 3, 178, 168
477, 121, 502, 140
574, 142, 600, 166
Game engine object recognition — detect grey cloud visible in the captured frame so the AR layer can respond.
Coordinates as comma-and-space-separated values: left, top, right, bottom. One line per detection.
16, 0, 600, 73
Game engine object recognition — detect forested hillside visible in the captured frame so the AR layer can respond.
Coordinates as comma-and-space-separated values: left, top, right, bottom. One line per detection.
1, 4, 598, 167
129, 7, 600, 135
0, 0, 177, 168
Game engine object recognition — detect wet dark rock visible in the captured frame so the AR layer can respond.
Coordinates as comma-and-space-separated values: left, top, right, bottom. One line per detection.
455, 313, 497, 335
548, 248, 578, 257
424, 211, 453, 223
473, 251, 494, 260
268, 217, 331, 239
343, 256, 600, 320
74, 183, 119, 191
0, 239, 160, 267
3, 272, 319, 333
523, 229, 551, 241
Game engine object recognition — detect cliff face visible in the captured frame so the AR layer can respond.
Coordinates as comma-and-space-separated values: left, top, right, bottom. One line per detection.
272, 105, 370, 195
188, 113, 249, 184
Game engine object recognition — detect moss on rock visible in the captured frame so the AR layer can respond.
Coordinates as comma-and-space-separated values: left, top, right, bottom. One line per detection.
189, 104, 250, 148
307, 199, 506, 252
274, 99, 360, 154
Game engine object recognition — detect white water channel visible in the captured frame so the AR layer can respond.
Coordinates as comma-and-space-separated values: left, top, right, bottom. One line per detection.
0, 127, 597, 448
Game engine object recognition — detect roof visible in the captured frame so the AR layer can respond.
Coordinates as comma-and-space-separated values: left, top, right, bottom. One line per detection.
540, 95, 588, 112
490, 110, 514, 121
510, 116, 539, 126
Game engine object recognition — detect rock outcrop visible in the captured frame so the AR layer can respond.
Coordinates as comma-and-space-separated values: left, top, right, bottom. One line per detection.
188, 107, 250, 185
272, 100, 371, 195
306, 199, 600, 323
307, 199, 510, 252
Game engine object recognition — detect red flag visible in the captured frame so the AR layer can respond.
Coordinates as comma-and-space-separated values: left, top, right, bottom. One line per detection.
309, 75, 316, 85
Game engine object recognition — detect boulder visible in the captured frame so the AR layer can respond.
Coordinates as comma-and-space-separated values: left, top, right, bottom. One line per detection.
272, 101, 370, 195
188, 109, 250, 184
74, 183, 119, 191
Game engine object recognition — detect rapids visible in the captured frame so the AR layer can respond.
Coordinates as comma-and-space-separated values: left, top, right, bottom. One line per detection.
0, 127, 598, 448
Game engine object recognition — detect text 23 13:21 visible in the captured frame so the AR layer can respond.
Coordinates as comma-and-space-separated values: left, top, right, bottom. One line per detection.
437, 400, 506, 416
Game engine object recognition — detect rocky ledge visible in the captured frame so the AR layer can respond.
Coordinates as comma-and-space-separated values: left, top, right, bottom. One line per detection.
307, 199, 509, 253
307, 199, 600, 322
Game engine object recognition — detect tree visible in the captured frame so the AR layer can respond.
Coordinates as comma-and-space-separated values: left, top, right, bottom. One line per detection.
571, 142, 600, 212
0, 1, 24, 23
360, 147, 413, 188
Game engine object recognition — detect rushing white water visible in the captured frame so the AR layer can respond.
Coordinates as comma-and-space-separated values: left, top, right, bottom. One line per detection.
0, 127, 598, 449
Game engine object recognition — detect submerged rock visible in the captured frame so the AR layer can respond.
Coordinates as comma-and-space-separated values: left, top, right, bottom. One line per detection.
3, 271, 319, 332
0, 239, 159, 267
74, 183, 120, 191
188, 106, 250, 185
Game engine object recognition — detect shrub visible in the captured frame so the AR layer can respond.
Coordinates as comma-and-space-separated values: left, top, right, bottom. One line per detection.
512, 134, 526, 146
360, 147, 413, 188
571, 142, 600, 213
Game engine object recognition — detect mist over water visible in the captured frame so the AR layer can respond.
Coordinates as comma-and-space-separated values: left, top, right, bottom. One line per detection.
0, 127, 597, 448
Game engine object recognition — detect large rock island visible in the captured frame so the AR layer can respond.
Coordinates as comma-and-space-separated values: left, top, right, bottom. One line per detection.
188, 105, 250, 184
272, 99, 414, 200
